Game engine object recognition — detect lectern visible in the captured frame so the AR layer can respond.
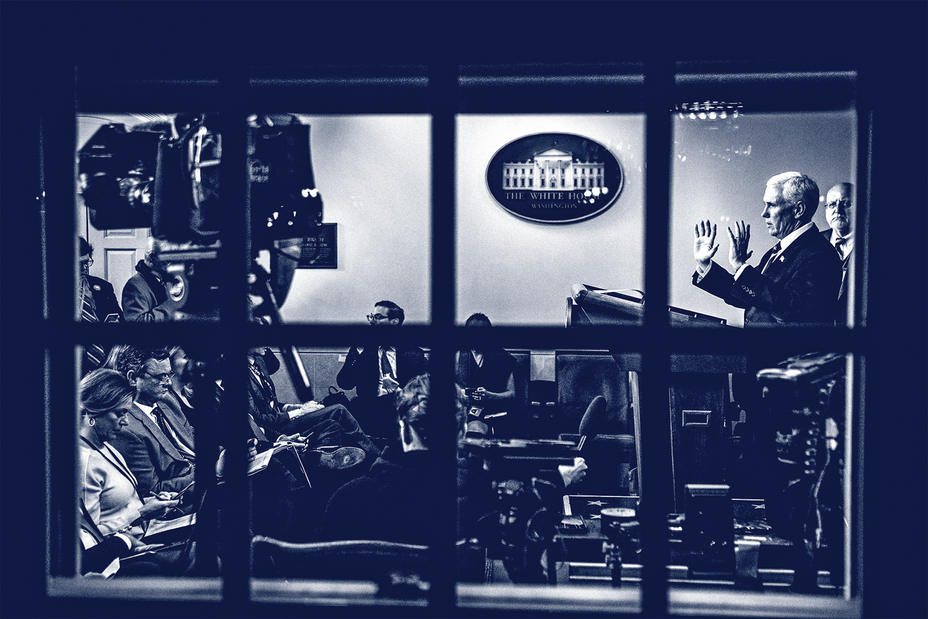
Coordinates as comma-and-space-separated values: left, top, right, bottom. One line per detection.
567, 284, 746, 511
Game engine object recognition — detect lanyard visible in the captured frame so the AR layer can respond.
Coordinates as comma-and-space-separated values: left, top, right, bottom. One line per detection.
80, 435, 140, 491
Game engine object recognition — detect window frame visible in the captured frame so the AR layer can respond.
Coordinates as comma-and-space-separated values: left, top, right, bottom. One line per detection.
44, 63, 864, 618
4, 3, 925, 618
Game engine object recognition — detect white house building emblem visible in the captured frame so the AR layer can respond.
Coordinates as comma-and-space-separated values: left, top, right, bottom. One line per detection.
487, 133, 623, 223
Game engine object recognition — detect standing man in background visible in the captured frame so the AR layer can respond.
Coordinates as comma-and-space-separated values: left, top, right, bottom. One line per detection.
821, 182, 855, 324
79, 237, 122, 376
337, 300, 428, 441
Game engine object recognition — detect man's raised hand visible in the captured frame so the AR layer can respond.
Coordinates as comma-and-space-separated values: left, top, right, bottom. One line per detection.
694, 220, 720, 270
727, 220, 753, 271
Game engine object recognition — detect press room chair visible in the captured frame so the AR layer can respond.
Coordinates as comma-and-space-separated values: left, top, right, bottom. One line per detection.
527, 379, 558, 439
555, 351, 629, 436
559, 400, 636, 496
555, 353, 636, 495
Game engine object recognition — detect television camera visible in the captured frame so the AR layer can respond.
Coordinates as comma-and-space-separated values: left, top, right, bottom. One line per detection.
79, 112, 323, 398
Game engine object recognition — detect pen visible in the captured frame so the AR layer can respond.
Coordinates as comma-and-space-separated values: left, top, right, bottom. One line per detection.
174, 480, 195, 498
151, 480, 194, 501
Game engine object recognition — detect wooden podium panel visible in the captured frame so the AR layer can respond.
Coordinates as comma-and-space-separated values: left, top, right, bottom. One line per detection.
568, 283, 746, 512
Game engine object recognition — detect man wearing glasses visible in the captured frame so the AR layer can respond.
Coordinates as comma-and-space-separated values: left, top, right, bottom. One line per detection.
336, 301, 428, 442
691, 173, 843, 581
821, 182, 855, 324
109, 346, 197, 503
122, 237, 182, 322
692, 171, 841, 327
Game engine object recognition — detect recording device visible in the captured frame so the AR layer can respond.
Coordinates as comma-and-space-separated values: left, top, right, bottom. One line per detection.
600, 506, 639, 587
495, 477, 562, 584
756, 352, 846, 590
79, 113, 324, 316
683, 484, 734, 578
80, 113, 322, 400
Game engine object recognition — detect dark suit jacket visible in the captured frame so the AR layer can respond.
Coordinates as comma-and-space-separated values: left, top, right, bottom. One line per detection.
121, 261, 178, 322
336, 344, 428, 399
821, 227, 851, 324
87, 275, 123, 322
109, 393, 196, 496
693, 225, 842, 326
247, 356, 291, 431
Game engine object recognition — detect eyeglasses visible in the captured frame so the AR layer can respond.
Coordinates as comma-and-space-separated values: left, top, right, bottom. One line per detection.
826, 200, 852, 210
367, 313, 390, 323
144, 370, 175, 383
80, 256, 94, 267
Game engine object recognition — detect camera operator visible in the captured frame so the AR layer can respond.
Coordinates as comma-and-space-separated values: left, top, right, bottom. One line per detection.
122, 237, 182, 322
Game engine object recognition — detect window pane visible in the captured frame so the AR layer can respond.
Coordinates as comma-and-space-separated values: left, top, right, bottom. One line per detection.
280, 115, 432, 325
670, 110, 857, 328
77, 113, 432, 326
666, 106, 859, 609
456, 115, 646, 326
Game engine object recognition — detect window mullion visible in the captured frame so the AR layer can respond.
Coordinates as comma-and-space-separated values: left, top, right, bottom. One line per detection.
46, 60, 81, 579
216, 58, 252, 605
427, 58, 458, 614
640, 58, 675, 617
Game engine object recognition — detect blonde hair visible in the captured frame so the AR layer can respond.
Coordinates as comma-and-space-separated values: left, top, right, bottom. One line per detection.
79, 369, 134, 416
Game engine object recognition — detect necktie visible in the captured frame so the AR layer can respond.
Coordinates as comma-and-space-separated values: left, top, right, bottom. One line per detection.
378, 347, 396, 396
761, 242, 781, 274
251, 363, 280, 412
248, 414, 270, 443
79, 277, 106, 369
154, 404, 195, 459
154, 405, 172, 437
833, 236, 846, 259
381, 347, 395, 379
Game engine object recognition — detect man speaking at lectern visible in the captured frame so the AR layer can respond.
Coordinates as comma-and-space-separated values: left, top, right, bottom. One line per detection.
692, 172, 844, 586
692, 171, 841, 327
691, 171, 842, 500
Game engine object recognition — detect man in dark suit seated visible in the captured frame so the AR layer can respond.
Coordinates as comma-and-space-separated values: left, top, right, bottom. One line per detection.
336, 300, 428, 441
109, 346, 197, 505
243, 346, 381, 469
211, 348, 381, 538
78, 237, 123, 376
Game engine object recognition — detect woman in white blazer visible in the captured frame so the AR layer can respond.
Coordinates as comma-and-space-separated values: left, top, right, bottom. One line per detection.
77, 369, 179, 572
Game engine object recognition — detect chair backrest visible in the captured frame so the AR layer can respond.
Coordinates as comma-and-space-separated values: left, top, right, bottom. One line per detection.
252, 536, 429, 581
252, 536, 488, 585
555, 351, 629, 437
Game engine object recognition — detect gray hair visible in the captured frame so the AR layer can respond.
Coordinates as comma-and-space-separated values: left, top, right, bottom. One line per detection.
767, 172, 820, 221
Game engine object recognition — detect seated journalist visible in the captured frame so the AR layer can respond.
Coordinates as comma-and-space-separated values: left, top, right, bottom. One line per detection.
336, 300, 428, 442
109, 346, 197, 503
212, 349, 382, 539
246, 346, 377, 455
454, 313, 517, 438
78, 369, 191, 576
